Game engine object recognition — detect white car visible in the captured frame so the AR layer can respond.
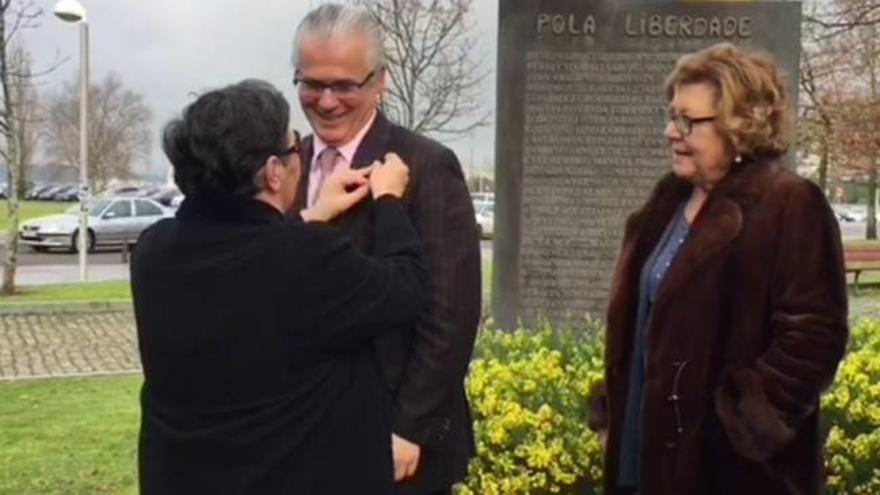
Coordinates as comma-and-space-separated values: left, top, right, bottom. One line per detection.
475, 202, 494, 239
19, 197, 172, 252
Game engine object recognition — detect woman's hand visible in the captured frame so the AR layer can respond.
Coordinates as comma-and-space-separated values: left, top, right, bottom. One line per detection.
301, 167, 372, 222
370, 152, 410, 199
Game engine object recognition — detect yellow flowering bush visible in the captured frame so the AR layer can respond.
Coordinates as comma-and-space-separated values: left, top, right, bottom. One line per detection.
823, 319, 880, 495
459, 318, 880, 495
459, 318, 606, 495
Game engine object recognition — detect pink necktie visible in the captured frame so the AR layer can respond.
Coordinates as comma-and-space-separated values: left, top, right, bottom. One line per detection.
311, 147, 340, 206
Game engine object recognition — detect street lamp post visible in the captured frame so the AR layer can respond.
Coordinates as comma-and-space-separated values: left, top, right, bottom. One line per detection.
53, 0, 89, 282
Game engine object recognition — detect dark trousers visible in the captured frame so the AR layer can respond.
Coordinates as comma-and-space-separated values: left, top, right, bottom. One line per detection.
394, 486, 452, 495
395, 484, 452, 495
616, 487, 639, 495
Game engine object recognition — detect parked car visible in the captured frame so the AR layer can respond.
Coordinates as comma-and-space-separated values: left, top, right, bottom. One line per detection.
18, 197, 172, 252
100, 185, 143, 197
475, 202, 494, 239
472, 192, 493, 209
136, 185, 161, 198
36, 185, 65, 201
26, 183, 52, 200
834, 209, 856, 223
832, 204, 873, 223
471, 192, 494, 203
51, 184, 79, 202
148, 185, 182, 207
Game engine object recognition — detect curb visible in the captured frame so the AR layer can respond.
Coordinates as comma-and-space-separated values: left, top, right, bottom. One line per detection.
0, 299, 132, 315
0, 368, 142, 383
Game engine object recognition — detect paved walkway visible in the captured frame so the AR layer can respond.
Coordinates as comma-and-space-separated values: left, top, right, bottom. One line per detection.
0, 311, 140, 380
0, 240, 494, 380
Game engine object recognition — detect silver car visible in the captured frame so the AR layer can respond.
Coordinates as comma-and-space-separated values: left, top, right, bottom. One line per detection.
475, 202, 494, 239
19, 197, 171, 252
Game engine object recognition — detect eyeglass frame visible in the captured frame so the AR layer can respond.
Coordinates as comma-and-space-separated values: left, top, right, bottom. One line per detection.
248, 130, 301, 194
277, 129, 301, 157
293, 69, 380, 99
667, 109, 716, 136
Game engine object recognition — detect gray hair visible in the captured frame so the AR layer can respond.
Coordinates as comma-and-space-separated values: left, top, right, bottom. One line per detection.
292, 3, 385, 69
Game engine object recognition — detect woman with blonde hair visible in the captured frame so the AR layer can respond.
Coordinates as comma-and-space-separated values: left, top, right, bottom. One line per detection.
589, 43, 848, 495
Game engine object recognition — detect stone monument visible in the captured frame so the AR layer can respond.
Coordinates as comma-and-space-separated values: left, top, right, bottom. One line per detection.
492, 0, 801, 329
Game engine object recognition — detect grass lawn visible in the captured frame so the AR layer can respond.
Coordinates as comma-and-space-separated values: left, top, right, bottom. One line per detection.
0, 375, 141, 495
0, 201, 70, 232
0, 281, 131, 305
0, 258, 878, 494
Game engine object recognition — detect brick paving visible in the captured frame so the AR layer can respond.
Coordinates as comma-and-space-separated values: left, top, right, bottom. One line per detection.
0, 311, 140, 380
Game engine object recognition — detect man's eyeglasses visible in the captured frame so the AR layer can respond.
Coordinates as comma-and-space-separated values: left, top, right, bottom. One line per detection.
278, 130, 301, 157
667, 109, 716, 136
293, 70, 377, 99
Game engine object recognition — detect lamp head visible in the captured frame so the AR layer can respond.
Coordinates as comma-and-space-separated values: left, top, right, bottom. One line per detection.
53, 0, 87, 23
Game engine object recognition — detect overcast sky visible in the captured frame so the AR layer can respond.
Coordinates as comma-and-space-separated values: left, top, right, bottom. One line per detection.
25, 0, 499, 182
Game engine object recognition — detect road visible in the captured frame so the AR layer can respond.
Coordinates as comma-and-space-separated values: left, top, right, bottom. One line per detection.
0, 220, 863, 286
0, 240, 494, 285
840, 222, 868, 241
0, 244, 132, 285
0, 244, 129, 266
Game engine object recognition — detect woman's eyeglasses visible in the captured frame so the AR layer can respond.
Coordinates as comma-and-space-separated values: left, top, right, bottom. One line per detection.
278, 129, 301, 157
667, 109, 715, 136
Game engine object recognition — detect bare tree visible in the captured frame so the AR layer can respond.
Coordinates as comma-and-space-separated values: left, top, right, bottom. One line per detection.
354, 0, 489, 137
0, 0, 46, 295
799, 0, 850, 194
805, 0, 880, 38
43, 72, 151, 191
10, 44, 37, 199
829, 0, 880, 238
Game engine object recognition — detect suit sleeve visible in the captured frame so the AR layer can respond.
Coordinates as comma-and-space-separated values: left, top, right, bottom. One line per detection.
714, 179, 848, 461
303, 197, 428, 352
392, 147, 482, 446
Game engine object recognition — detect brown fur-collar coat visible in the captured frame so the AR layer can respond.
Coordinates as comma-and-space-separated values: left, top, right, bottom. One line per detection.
589, 156, 848, 495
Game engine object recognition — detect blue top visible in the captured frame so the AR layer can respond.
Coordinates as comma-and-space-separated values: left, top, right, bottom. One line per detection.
618, 203, 691, 488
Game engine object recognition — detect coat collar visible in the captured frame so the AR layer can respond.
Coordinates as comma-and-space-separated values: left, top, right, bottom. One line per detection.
177, 195, 286, 225
608, 154, 782, 365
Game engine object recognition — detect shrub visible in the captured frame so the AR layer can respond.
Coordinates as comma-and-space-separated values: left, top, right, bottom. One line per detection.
460, 318, 880, 495
459, 318, 605, 495
823, 319, 880, 495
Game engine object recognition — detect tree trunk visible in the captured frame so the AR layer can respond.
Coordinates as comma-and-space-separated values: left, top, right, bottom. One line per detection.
866, 24, 878, 240
868, 161, 878, 240
818, 136, 829, 196
2, 130, 21, 295
0, 21, 20, 295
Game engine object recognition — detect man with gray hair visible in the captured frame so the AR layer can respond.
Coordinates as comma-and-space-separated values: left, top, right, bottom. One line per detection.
292, 4, 481, 495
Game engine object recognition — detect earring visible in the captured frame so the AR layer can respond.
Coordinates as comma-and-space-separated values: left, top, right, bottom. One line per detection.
734, 155, 742, 164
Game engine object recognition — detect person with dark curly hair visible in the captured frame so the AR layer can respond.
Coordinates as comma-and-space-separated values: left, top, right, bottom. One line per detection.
133, 79, 426, 494
589, 43, 848, 495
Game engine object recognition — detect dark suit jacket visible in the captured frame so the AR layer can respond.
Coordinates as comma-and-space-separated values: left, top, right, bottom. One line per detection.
132, 194, 426, 495
296, 112, 482, 493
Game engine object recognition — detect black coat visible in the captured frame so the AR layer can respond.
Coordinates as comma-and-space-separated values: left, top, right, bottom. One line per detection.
297, 112, 482, 494
132, 195, 426, 495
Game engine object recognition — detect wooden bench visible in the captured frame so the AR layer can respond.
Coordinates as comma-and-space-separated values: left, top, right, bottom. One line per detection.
844, 241, 880, 292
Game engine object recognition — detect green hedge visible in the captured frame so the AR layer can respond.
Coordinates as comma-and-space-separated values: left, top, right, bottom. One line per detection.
459, 319, 880, 495
823, 319, 880, 494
